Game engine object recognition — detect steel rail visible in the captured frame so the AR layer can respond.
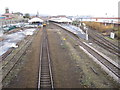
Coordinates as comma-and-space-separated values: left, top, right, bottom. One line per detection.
38, 27, 54, 89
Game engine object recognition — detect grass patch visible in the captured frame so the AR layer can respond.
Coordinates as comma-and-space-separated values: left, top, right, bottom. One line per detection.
82, 21, 120, 39
82, 21, 113, 33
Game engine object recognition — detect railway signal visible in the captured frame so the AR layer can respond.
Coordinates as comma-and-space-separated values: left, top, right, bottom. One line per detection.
83, 23, 89, 41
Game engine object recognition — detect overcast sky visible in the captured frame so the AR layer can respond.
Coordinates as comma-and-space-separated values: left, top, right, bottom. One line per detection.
0, 0, 119, 17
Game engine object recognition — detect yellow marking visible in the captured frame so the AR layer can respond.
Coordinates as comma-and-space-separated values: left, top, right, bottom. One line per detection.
63, 38, 66, 40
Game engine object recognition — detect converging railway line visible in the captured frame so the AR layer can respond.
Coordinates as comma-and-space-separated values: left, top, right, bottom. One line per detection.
1, 32, 36, 86
38, 27, 54, 89
1, 22, 119, 89
54, 23, 120, 83
81, 27, 120, 57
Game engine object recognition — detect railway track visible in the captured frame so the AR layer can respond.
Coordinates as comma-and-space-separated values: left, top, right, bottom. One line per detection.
38, 27, 54, 89
54, 23, 120, 83
1, 30, 37, 86
81, 27, 120, 57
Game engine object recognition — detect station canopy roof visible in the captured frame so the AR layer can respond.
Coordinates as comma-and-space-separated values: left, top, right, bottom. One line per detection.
60, 17, 72, 22
49, 17, 72, 23
28, 17, 43, 23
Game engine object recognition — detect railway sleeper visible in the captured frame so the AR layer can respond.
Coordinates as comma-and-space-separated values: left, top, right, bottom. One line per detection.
41, 73, 50, 75
40, 77, 50, 80
41, 74, 50, 76
42, 62, 49, 64
41, 67, 49, 68
40, 84, 52, 88
41, 68, 49, 70
41, 65, 49, 67
43, 57, 48, 59
40, 79, 51, 81
40, 82, 51, 84
41, 69, 49, 71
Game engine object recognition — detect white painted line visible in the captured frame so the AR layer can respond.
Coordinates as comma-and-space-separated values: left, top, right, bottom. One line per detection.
79, 45, 120, 83
83, 42, 119, 69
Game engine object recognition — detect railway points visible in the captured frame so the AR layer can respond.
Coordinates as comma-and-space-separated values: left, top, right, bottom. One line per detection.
54, 23, 120, 82
0, 3, 119, 89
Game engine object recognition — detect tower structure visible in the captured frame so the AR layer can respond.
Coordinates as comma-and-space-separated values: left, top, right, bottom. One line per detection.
36, 11, 39, 17
5, 7, 9, 13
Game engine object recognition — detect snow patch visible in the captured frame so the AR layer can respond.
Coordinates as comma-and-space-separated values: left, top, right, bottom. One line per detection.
61, 24, 86, 39
0, 28, 36, 56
